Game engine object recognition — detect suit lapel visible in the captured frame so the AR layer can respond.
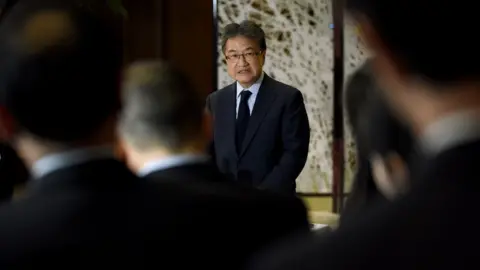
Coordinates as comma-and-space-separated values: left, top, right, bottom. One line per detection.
240, 74, 277, 158
218, 83, 238, 156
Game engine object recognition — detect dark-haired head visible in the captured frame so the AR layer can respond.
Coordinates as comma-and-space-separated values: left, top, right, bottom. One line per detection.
346, 1, 480, 83
0, 1, 122, 148
346, 0, 480, 131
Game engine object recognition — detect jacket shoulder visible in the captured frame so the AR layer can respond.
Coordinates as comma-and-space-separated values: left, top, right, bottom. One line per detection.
209, 82, 235, 99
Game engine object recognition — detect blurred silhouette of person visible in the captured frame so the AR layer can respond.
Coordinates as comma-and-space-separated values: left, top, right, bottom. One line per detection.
248, 0, 480, 269
206, 21, 310, 195
0, 1, 267, 268
341, 60, 412, 223
0, 1, 127, 267
118, 60, 310, 268
0, 0, 29, 203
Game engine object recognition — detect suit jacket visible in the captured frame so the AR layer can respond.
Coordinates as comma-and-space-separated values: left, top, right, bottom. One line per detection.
0, 158, 307, 269
249, 139, 480, 270
0, 143, 28, 202
341, 61, 412, 223
206, 74, 310, 195
143, 161, 311, 269
144, 161, 224, 186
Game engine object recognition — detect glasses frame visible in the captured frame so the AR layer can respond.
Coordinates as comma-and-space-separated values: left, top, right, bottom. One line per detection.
225, 51, 263, 63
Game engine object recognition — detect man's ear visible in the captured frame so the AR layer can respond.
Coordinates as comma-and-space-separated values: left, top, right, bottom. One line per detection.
371, 153, 398, 200
385, 152, 409, 194
371, 152, 409, 200
114, 136, 127, 163
260, 49, 267, 67
0, 106, 15, 142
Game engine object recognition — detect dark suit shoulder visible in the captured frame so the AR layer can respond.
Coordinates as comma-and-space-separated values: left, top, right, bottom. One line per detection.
209, 81, 235, 99
218, 81, 236, 92
206, 82, 235, 113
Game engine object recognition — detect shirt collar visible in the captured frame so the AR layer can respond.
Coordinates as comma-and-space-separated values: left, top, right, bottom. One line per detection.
236, 72, 264, 98
419, 110, 480, 156
138, 154, 210, 177
32, 145, 114, 179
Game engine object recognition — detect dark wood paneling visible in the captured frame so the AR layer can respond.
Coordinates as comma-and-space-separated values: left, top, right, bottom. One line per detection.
123, 0, 214, 96
163, 0, 214, 96
122, 0, 163, 63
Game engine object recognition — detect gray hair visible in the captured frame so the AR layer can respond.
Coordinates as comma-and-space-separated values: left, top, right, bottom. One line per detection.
118, 61, 204, 151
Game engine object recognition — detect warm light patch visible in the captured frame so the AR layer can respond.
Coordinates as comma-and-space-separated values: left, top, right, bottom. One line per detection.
22, 11, 76, 53
123, 62, 163, 91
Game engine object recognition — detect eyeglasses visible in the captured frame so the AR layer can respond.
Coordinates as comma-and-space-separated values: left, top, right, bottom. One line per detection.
225, 51, 262, 63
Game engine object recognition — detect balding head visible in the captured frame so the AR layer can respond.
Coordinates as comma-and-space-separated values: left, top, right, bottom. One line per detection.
119, 61, 206, 153
0, 0, 122, 142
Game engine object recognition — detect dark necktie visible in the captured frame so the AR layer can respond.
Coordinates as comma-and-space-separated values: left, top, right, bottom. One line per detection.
236, 90, 252, 153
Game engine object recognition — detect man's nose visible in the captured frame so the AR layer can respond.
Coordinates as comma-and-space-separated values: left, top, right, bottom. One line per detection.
236, 55, 249, 67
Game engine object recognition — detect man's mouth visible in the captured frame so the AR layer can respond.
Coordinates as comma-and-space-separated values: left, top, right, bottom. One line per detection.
238, 70, 249, 74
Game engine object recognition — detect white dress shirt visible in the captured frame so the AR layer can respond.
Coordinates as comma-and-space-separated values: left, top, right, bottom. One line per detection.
32, 145, 114, 179
235, 72, 265, 118
418, 110, 480, 157
137, 154, 210, 177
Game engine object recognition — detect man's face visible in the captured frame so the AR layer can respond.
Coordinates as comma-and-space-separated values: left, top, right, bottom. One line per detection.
224, 35, 265, 87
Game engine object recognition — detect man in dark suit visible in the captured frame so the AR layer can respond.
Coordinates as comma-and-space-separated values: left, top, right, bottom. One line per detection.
0, 2, 293, 269
118, 60, 311, 267
341, 60, 413, 223
206, 21, 310, 195
248, 0, 480, 269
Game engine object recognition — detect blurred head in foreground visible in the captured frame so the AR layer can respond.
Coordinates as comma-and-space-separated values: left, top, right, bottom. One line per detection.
345, 60, 412, 203
118, 61, 210, 172
0, 0, 122, 166
346, 0, 480, 135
